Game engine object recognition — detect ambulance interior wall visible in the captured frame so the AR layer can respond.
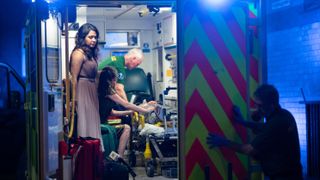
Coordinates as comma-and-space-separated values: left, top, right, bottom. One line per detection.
61, 7, 177, 102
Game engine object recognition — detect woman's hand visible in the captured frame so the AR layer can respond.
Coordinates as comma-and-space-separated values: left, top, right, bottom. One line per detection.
147, 101, 157, 105
146, 105, 156, 113
139, 101, 157, 109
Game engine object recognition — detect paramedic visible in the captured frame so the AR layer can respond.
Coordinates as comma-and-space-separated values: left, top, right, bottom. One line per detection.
206, 84, 303, 180
98, 48, 144, 102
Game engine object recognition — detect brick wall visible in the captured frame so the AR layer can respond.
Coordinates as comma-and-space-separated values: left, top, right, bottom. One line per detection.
266, 0, 320, 175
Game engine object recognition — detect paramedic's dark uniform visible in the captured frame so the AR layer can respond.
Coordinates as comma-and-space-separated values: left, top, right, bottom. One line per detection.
98, 56, 126, 85
251, 107, 303, 180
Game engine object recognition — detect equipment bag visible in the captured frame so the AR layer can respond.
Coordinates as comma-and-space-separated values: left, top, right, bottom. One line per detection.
103, 160, 129, 180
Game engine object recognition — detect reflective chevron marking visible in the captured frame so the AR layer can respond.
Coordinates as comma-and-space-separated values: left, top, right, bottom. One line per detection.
184, 43, 247, 140
186, 115, 226, 179
182, 1, 261, 179
185, 66, 243, 142
186, 94, 248, 178
184, 18, 247, 109
186, 139, 224, 179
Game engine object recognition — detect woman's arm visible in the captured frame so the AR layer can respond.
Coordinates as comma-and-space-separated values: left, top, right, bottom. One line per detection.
115, 83, 128, 102
139, 101, 157, 108
110, 109, 133, 116
108, 93, 155, 113
70, 50, 84, 102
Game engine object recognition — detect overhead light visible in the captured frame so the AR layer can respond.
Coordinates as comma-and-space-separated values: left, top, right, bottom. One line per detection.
159, 7, 172, 13
138, 5, 171, 17
207, 0, 228, 6
138, 6, 149, 17
45, 0, 57, 3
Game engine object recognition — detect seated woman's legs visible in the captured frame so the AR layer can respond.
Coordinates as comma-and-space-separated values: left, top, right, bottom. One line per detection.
117, 124, 131, 157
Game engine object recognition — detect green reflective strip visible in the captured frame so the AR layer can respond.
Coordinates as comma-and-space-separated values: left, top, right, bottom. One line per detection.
250, 76, 259, 98
189, 164, 205, 180
249, 3, 257, 17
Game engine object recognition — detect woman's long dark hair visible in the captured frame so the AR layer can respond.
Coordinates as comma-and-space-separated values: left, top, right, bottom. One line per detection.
73, 23, 99, 60
98, 66, 118, 97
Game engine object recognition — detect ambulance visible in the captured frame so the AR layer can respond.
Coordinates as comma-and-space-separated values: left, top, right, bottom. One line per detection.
24, 0, 263, 179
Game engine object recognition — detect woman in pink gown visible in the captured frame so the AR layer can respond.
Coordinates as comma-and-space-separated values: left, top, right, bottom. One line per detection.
70, 23, 104, 150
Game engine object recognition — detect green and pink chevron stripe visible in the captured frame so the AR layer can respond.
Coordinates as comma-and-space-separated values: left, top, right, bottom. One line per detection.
249, 2, 261, 107
182, 1, 260, 179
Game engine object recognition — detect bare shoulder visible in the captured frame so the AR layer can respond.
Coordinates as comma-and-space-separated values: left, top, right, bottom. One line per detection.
71, 49, 85, 63
115, 83, 124, 89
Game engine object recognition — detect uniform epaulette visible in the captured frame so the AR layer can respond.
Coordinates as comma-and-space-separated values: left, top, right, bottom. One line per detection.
111, 56, 117, 61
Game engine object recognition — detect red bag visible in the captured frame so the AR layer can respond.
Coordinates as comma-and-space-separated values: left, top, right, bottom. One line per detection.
71, 137, 103, 180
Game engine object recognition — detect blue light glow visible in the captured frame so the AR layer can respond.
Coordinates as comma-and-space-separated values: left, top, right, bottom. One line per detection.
45, 0, 59, 3
21, 29, 26, 77
207, 0, 228, 6
203, 0, 234, 9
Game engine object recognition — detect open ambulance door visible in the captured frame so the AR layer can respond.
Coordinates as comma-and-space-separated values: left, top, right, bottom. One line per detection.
178, 0, 263, 179
25, 1, 69, 179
